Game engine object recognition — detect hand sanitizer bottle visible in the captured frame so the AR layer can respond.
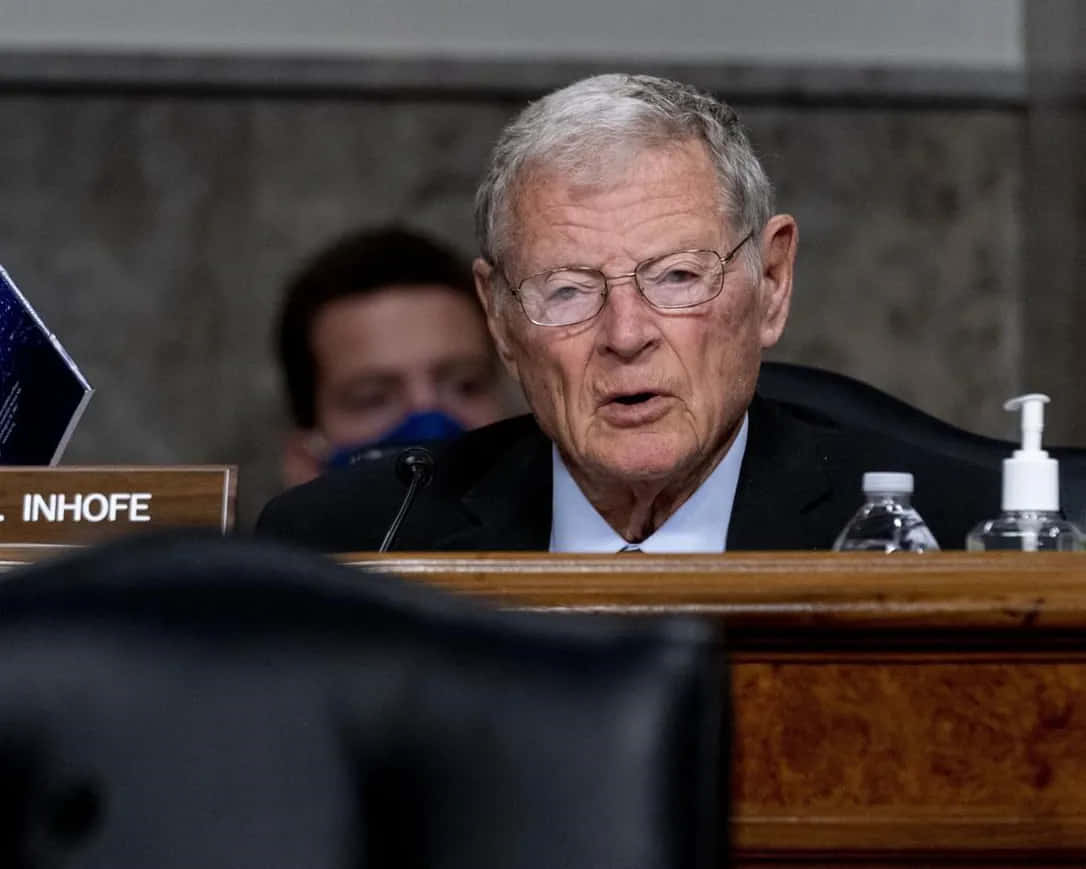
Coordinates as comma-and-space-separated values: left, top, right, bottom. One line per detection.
966, 394, 1085, 551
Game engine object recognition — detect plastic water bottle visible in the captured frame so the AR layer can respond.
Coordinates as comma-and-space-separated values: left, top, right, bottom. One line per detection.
833, 472, 940, 552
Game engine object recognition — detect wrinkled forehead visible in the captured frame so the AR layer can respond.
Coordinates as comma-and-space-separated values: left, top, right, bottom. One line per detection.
501, 139, 727, 273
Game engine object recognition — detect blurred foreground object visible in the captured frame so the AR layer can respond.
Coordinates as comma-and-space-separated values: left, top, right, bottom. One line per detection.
0, 533, 723, 869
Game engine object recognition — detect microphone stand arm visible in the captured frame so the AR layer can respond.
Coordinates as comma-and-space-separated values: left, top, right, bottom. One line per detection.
378, 446, 435, 553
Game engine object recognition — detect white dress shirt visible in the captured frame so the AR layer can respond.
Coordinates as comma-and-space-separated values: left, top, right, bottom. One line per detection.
549, 414, 749, 553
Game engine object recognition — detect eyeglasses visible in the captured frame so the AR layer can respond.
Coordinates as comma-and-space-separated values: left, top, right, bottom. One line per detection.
508, 230, 754, 327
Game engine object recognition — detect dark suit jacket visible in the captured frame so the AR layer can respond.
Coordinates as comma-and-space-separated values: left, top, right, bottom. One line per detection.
256, 395, 1000, 552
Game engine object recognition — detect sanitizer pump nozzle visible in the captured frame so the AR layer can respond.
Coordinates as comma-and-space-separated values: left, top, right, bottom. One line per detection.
1001, 393, 1059, 513
967, 393, 1085, 551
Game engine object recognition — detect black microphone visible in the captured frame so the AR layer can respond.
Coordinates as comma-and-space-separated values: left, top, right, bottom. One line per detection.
378, 446, 436, 553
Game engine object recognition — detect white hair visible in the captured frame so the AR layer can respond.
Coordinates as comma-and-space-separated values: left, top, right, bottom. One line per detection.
474, 73, 775, 276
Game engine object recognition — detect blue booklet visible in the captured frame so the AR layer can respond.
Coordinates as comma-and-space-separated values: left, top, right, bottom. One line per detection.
0, 266, 93, 465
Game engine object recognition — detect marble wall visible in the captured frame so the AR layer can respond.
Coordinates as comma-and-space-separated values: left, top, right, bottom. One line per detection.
0, 91, 1027, 524
1022, 0, 1086, 455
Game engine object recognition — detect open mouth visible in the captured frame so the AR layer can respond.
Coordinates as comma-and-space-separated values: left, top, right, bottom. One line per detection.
600, 390, 670, 426
612, 392, 657, 406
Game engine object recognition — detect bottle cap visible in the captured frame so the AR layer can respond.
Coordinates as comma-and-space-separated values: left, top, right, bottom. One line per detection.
1002, 393, 1059, 511
862, 472, 913, 495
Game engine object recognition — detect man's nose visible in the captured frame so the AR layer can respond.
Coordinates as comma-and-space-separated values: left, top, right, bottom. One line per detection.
404, 377, 441, 411
597, 275, 660, 359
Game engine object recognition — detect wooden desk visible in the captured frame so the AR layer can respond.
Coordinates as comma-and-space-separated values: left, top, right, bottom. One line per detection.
1, 546, 1084, 864
340, 552, 1086, 867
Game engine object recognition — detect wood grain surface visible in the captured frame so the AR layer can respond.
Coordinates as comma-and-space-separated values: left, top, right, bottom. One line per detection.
341, 551, 1086, 630
342, 552, 1086, 863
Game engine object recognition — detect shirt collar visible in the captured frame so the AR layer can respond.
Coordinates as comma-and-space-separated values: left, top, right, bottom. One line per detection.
549, 413, 748, 553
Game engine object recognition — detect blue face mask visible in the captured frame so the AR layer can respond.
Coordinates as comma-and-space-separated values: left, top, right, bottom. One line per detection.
324, 410, 465, 470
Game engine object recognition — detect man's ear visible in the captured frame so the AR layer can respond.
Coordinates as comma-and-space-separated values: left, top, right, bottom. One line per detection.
473, 257, 522, 385
282, 429, 325, 489
756, 214, 798, 349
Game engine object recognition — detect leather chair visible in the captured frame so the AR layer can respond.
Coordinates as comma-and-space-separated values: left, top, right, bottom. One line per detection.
0, 534, 724, 869
758, 361, 1086, 526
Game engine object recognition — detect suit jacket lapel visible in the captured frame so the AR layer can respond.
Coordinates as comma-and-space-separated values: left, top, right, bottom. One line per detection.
727, 395, 837, 550
433, 396, 842, 552
434, 424, 552, 551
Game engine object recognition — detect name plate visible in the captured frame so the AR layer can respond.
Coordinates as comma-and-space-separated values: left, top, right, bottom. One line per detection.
0, 466, 236, 544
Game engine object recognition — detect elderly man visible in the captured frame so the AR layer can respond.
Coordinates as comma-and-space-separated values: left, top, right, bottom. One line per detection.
258, 74, 996, 552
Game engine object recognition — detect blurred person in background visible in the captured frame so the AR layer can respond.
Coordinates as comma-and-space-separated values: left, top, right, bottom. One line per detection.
277, 226, 509, 487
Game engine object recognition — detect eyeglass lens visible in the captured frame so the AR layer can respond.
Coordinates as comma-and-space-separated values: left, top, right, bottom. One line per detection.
519, 249, 724, 326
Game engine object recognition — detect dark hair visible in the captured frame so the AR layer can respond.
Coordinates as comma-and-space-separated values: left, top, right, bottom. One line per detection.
276, 226, 479, 429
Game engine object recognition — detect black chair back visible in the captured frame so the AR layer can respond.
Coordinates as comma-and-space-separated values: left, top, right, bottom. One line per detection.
758, 361, 1086, 525
0, 534, 724, 869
